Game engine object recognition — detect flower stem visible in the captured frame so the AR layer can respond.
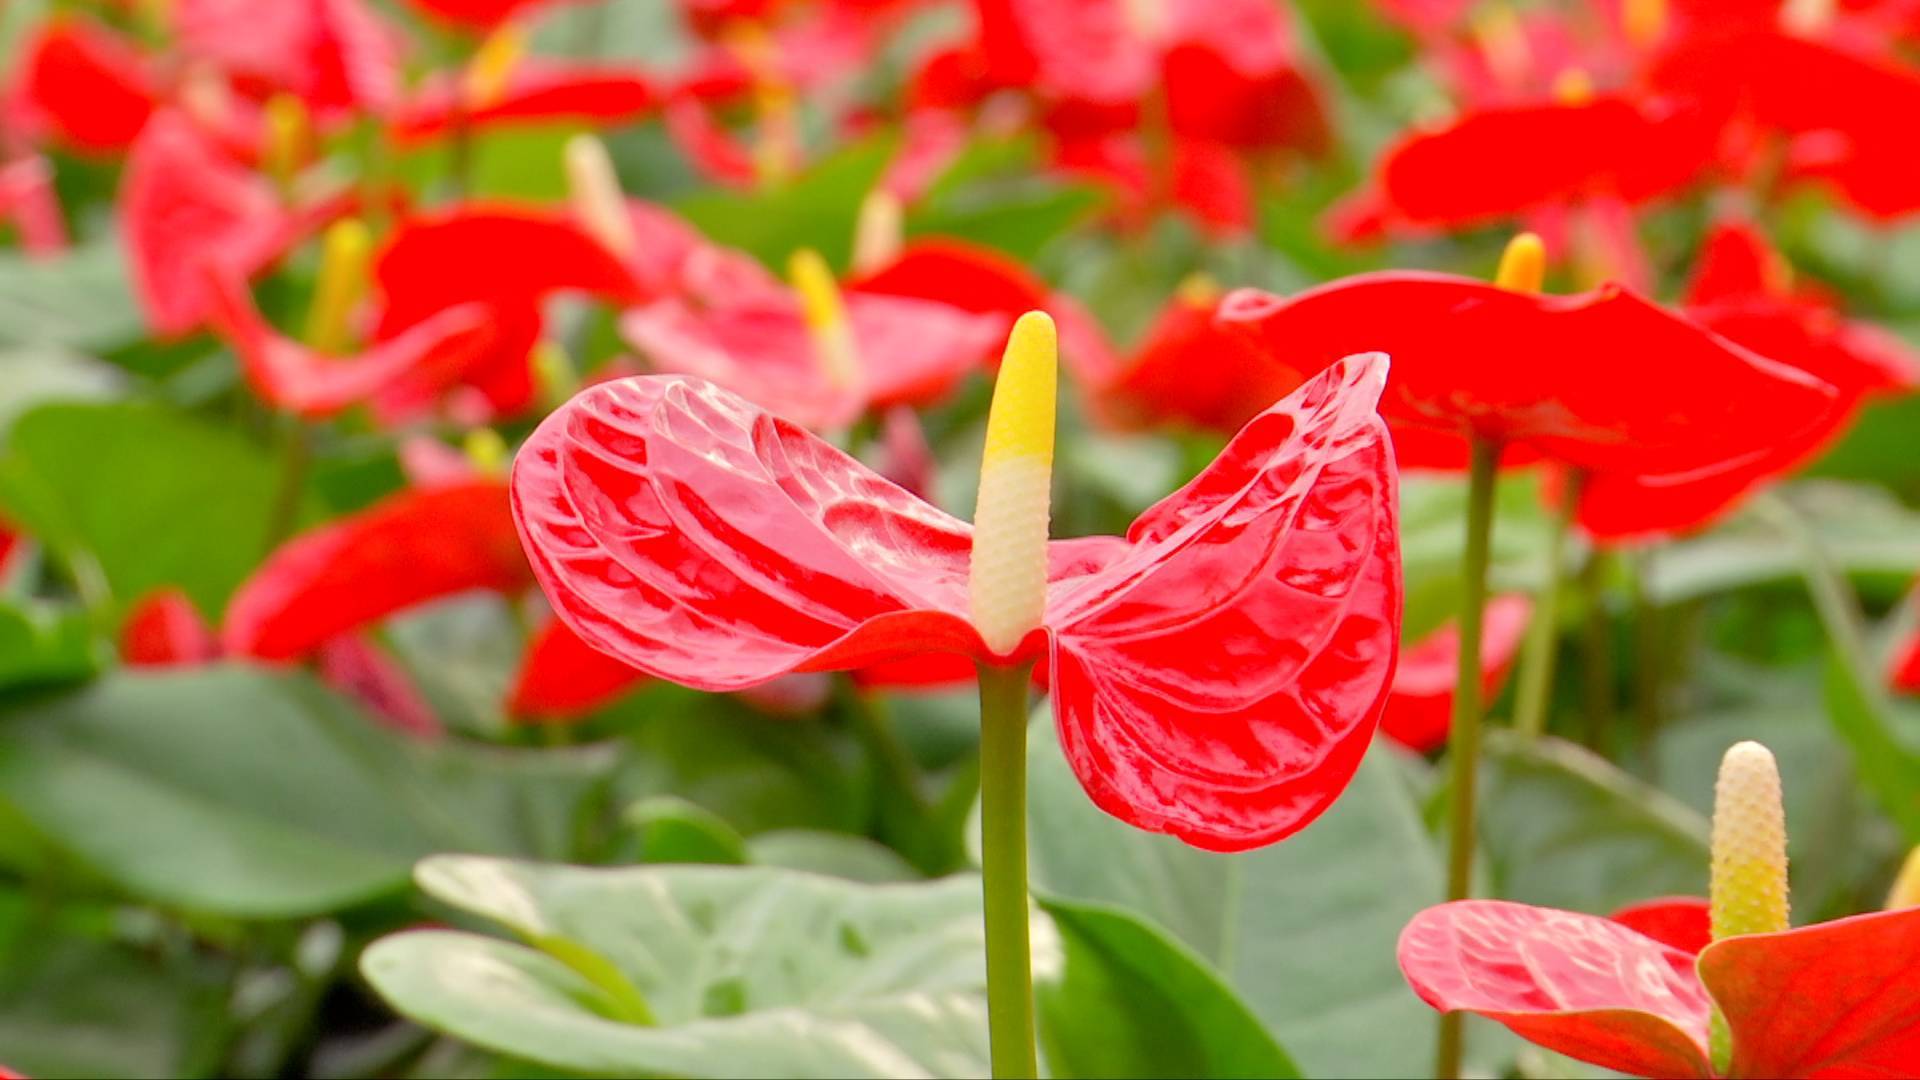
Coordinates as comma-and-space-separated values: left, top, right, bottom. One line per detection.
1631, 547, 1664, 776
262, 421, 312, 553
976, 660, 1038, 1080
1513, 470, 1584, 738
1581, 548, 1616, 751
1436, 437, 1500, 1080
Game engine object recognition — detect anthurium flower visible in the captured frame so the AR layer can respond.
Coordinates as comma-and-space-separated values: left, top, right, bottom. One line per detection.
1573, 218, 1916, 540
1215, 270, 1839, 478
1892, 620, 1920, 694
1612, 895, 1712, 954
171, 0, 404, 117
0, 156, 68, 257
7, 16, 157, 156
1402, 740, 1920, 1078
390, 64, 655, 143
120, 110, 318, 337
315, 635, 443, 737
1380, 594, 1530, 753
122, 588, 224, 667
510, 328, 1401, 849
225, 480, 530, 660
508, 616, 648, 719
402, 0, 586, 30
371, 203, 644, 418
1087, 277, 1299, 432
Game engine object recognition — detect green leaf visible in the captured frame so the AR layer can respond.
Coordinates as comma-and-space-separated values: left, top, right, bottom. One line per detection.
1823, 658, 1920, 842
0, 402, 324, 619
673, 140, 895, 271
1036, 898, 1299, 1080
745, 829, 919, 883
1399, 471, 1551, 640
1475, 732, 1710, 913
0, 667, 617, 918
0, 241, 145, 353
1025, 721, 1463, 1078
620, 796, 749, 865
364, 856, 993, 1078
0, 347, 125, 433
0, 600, 99, 692
1649, 482, 1920, 604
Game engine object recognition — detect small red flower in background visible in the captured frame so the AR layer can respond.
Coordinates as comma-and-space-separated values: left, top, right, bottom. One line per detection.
1399, 898, 1920, 1077
121, 589, 223, 667
1572, 218, 1916, 540
171, 0, 404, 117
511, 348, 1400, 850
390, 64, 657, 144
402, 0, 589, 31
1082, 278, 1299, 433
1380, 594, 1531, 753
1215, 270, 1838, 481
7, 16, 156, 156
0, 156, 68, 257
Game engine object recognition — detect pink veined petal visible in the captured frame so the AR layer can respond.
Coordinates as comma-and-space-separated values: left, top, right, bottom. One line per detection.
1399, 900, 1715, 1078
1043, 352, 1401, 850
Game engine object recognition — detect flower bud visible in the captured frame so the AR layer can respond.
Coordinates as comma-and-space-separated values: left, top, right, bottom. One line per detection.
1709, 739, 1790, 1071
969, 312, 1056, 656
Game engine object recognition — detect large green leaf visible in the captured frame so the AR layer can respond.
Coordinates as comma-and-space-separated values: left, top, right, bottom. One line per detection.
0, 600, 99, 693
0, 401, 322, 619
674, 140, 895, 271
0, 241, 145, 353
363, 856, 992, 1078
1649, 482, 1920, 604
1036, 898, 1299, 1080
0, 347, 124, 433
1025, 721, 1458, 1078
1475, 732, 1710, 914
0, 667, 617, 918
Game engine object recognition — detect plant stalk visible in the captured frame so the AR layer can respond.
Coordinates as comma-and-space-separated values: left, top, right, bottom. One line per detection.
976, 660, 1038, 1080
1513, 470, 1584, 738
1436, 437, 1500, 1080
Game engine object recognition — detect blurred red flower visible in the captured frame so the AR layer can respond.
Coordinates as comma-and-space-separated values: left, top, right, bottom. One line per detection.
1379, 594, 1531, 753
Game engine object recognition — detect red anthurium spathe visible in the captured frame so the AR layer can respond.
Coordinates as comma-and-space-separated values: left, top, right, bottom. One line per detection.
225, 480, 530, 660
1216, 271, 1839, 477
390, 64, 656, 143
1380, 593, 1531, 753
171, 0, 404, 116
403, 0, 585, 30
509, 617, 648, 719
122, 589, 224, 667
1087, 278, 1299, 432
8, 16, 157, 155
1612, 896, 1713, 955
512, 336, 1402, 849
1573, 219, 1916, 540
0, 156, 69, 257
120, 111, 312, 337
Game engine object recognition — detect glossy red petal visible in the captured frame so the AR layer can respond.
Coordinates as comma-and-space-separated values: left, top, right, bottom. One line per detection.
1610, 897, 1711, 956
1044, 353, 1401, 850
204, 269, 496, 418
1380, 593, 1531, 753
1159, 0, 1328, 153
1217, 274, 1839, 477
173, 0, 403, 115
1375, 97, 1715, 228
1094, 291, 1302, 432
508, 617, 649, 720
1399, 900, 1715, 1078
9, 18, 156, 155
402, 0, 577, 30
846, 239, 1051, 319
316, 635, 443, 737
224, 481, 530, 660
511, 374, 1131, 689
1702, 907, 1920, 1078
120, 111, 298, 337
121, 588, 222, 667
391, 66, 656, 142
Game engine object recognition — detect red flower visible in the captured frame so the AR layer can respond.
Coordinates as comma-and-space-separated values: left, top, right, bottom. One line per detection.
1573, 219, 1915, 540
120, 111, 313, 337
390, 64, 656, 143
7, 17, 156, 155
508, 616, 648, 719
315, 635, 443, 737
1216, 272, 1838, 478
202, 269, 497, 419
1400, 898, 1920, 1077
122, 588, 223, 667
224, 481, 530, 661
171, 0, 404, 116
1087, 282, 1299, 432
1380, 593, 1531, 753
510, 352, 1401, 850
0, 156, 68, 256
1611, 895, 1713, 955
371, 204, 644, 418
402, 0, 585, 31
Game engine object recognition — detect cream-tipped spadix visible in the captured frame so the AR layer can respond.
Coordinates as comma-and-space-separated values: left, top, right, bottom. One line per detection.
1887, 846, 1920, 910
1709, 739, 1790, 1072
787, 249, 861, 390
565, 134, 633, 260
304, 218, 372, 354
464, 22, 525, 107
1495, 232, 1547, 294
263, 93, 310, 189
968, 312, 1056, 656
852, 189, 903, 275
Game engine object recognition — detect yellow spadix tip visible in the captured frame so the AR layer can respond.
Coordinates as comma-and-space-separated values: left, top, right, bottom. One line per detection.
968, 312, 1057, 655
304, 217, 373, 353
852, 188, 904, 274
464, 22, 525, 108
1887, 846, 1920, 910
1496, 232, 1547, 294
788, 249, 846, 335
565, 133, 632, 259
1624, 0, 1667, 48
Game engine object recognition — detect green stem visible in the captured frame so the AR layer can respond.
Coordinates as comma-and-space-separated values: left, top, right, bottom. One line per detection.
1513, 470, 1584, 738
262, 421, 312, 553
1631, 547, 1664, 776
1436, 438, 1500, 1080
976, 660, 1038, 1080
1581, 548, 1615, 752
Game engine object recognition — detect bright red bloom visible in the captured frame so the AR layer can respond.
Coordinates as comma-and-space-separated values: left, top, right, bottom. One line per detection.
0, 156, 68, 256
509, 617, 648, 719
203, 270, 497, 419
391, 65, 656, 143
1611, 896, 1713, 955
315, 635, 443, 737
511, 354, 1401, 850
1573, 219, 1915, 540
122, 589, 223, 667
402, 0, 585, 30
120, 111, 311, 337
1088, 285, 1298, 432
171, 0, 404, 116
0, 525, 23, 582
372, 204, 643, 418
1216, 273, 1838, 477
224, 481, 530, 661
1401, 898, 1920, 1077
8, 17, 156, 155
1380, 593, 1530, 753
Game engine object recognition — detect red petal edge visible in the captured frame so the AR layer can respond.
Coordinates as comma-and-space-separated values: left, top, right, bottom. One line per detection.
1399, 900, 1715, 1078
